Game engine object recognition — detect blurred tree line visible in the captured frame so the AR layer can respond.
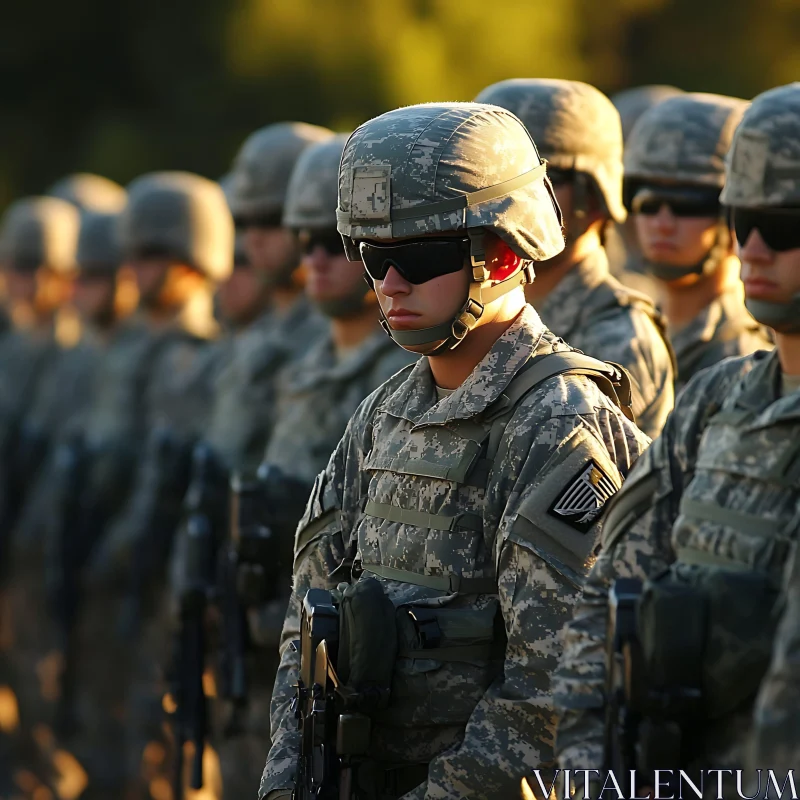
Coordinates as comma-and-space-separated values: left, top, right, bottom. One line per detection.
1, 0, 798, 208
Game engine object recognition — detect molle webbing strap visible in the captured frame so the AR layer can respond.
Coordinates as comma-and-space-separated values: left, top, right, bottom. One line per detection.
362, 563, 496, 595
396, 643, 497, 661
679, 497, 787, 540
364, 500, 482, 532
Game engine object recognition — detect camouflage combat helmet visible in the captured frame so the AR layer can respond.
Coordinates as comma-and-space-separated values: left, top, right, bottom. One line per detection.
337, 102, 564, 353
476, 78, 626, 223
121, 172, 234, 282
625, 92, 748, 281
228, 122, 334, 221
284, 134, 367, 318
283, 134, 349, 229
0, 196, 80, 274
47, 173, 127, 214
721, 82, 800, 333
77, 212, 124, 275
610, 85, 684, 143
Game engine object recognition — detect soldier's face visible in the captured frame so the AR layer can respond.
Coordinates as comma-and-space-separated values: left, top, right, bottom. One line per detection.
241, 226, 298, 280
303, 230, 364, 307
73, 274, 116, 323
218, 264, 267, 326
129, 256, 170, 306
738, 227, 800, 308
373, 257, 469, 348
635, 204, 719, 271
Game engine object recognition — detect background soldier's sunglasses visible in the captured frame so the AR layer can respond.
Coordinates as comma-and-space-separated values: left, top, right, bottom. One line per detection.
631, 185, 721, 218
297, 228, 345, 257
733, 208, 800, 252
359, 238, 470, 284
234, 211, 283, 230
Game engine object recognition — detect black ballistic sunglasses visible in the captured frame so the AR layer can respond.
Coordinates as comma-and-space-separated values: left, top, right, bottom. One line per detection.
733, 208, 800, 252
298, 228, 346, 257
234, 211, 284, 230
631, 185, 721, 218
359, 237, 470, 285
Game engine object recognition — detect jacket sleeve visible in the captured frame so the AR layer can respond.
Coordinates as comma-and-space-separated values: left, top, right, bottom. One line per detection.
404, 383, 650, 800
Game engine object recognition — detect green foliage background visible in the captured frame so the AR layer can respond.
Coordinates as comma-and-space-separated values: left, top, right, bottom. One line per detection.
1, 0, 798, 207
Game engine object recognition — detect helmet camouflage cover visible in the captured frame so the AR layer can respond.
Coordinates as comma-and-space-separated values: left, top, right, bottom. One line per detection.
228, 122, 334, 219
283, 133, 349, 229
337, 102, 564, 262
0, 196, 80, 273
625, 92, 749, 189
475, 78, 627, 223
47, 173, 127, 214
77, 211, 124, 274
121, 171, 234, 282
720, 82, 800, 208
610, 84, 684, 143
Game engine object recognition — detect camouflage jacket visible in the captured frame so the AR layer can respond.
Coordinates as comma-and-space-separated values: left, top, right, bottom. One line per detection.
263, 328, 417, 485
749, 527, 800, 777
206, 296, 327, 473
261, 306, 649, 800
554, 347, 793, 773
537, 248, 675, 439
669, 284, 773, 391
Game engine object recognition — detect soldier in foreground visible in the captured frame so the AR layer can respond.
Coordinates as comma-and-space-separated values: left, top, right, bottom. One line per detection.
625, 92, 773, 388
476, 79, 675, 438
554, 82, 800, 795
260, 102, 650, 800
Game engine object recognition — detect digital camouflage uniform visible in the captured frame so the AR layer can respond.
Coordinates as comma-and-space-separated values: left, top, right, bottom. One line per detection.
554, 84, 800, 791
475, 79, 675, 438
60, 173, 233, 798
625, 93, 773, 388
261, 102, 650, 800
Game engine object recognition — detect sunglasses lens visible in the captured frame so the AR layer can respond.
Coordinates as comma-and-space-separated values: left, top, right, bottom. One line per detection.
632, 186, 720, 218
733, 209, 800, 252
359, 239, 468, 285
300, 229, 345, 256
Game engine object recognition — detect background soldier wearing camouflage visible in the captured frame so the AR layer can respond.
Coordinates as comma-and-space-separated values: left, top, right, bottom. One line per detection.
625, 92, 773, 388
261, 102, 650, 800
55, 172, 232, 798
213, 133, 417, 798
0, 195, 80, 794
475, 79, 675, 438
5, 209, 128, 795
554, 82, 800, 794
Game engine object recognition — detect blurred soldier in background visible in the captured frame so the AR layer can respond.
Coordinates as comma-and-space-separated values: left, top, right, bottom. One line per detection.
554, 82, 800, 794
47, 172, 233, 799
606, 85, 684, 284
0, 195, 80, 795
475, 78, 675, 438
625, 93, 773, 389
6, 209, 129, 797
211, 134, 416, 797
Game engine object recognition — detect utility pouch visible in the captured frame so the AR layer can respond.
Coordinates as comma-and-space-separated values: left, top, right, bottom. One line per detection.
337, 577, 397, 713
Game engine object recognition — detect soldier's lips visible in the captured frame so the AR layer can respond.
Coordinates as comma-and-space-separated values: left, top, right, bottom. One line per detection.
744, 278, 780, 298
386, 309, 422, 328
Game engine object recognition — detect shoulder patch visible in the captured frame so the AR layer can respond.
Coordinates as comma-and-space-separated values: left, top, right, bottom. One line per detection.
549, 459, 619, 533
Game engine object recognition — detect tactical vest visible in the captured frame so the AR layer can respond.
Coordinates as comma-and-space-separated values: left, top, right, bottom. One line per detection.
324, 346, 633, 734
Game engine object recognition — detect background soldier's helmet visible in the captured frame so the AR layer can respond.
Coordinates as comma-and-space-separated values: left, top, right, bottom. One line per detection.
475, 78, 627, 223
0, 196, 80, 273
121, 172, 234, 282
337, 102, 564, 353
228, 122, 334, 221
624, 92, 748, 194
46, 173, 127, 215
77, 212, 124, 275
610, 85, 684, 143
720, 82, 800, 208
283, 134, 349, 230
721, 82, 800, 334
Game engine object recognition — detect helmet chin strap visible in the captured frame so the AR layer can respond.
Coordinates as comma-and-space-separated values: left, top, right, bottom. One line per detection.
745, 295, 800, 335
379, 230, 534, 355
646, 219, 731, 283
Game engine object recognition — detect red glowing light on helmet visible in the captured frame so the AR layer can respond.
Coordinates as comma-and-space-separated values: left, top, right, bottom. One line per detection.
486, 236, 522, 281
